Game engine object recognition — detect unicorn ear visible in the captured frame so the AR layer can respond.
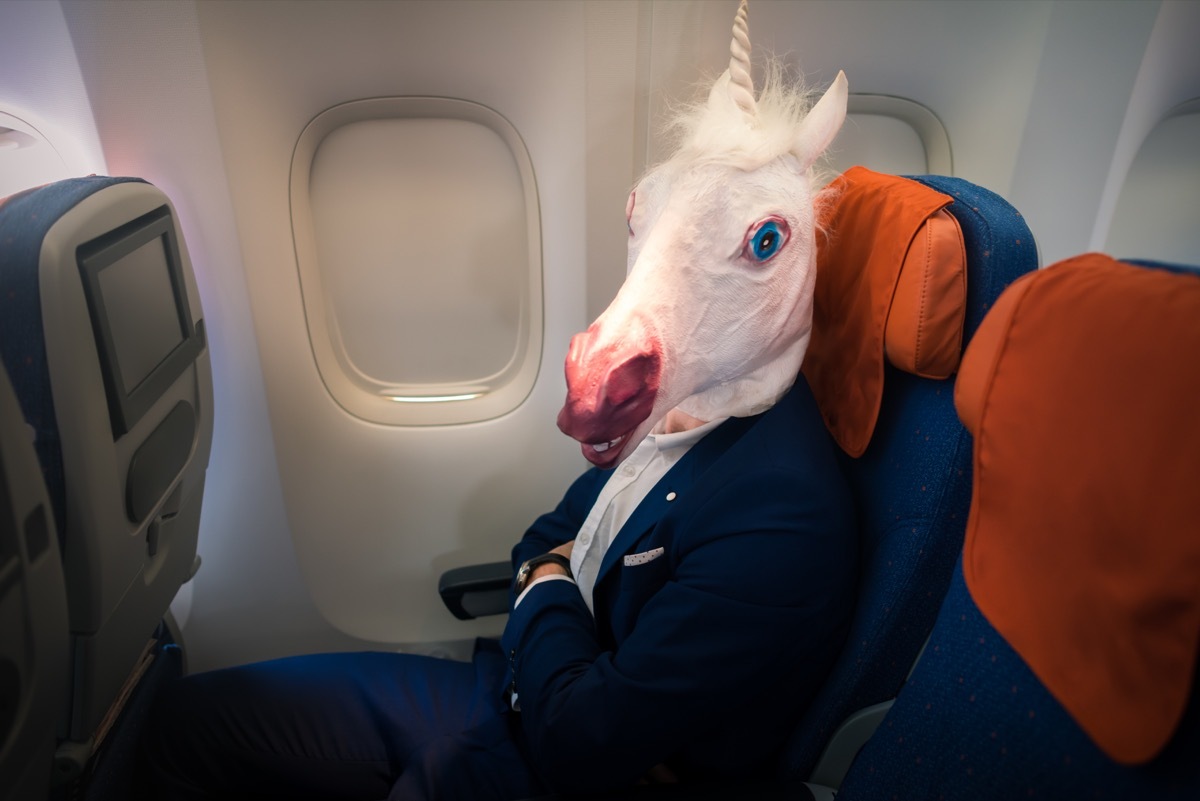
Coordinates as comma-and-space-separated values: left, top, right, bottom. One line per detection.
793, 70, 848, 171
706, 70, 743, 118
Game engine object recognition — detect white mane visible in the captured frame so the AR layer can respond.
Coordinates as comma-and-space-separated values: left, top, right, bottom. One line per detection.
662, 59, 827, 175
555, 0, 849, 468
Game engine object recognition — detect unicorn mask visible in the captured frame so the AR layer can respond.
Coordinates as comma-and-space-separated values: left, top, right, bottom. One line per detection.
557, 0, 848, 468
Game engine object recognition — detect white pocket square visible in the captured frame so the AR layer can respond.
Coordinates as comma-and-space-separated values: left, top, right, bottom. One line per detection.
624, 547, 665, 567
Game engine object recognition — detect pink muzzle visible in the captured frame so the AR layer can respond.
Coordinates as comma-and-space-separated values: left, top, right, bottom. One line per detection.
556, 325, 662, 468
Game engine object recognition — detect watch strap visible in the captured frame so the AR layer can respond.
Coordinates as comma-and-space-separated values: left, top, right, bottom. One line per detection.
515, 552, 573, 594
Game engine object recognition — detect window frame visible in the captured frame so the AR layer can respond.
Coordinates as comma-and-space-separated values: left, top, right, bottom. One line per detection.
289, 97, 543, 426
844, 94, 953, 176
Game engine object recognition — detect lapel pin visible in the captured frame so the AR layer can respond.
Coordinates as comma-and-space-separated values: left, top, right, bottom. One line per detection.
666, 491, 677, 502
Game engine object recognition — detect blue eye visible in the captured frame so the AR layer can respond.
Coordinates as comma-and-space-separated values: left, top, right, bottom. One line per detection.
744, 218, 789, 263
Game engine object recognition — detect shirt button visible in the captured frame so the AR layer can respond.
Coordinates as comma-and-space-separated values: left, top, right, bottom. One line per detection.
622, 465, 636, 477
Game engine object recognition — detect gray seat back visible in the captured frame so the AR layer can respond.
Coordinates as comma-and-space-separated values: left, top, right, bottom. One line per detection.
0, 177, 213, 756
0, 359, 68, 801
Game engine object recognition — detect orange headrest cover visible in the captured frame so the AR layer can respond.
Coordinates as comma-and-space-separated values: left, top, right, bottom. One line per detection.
803, 167, 967, 456
956, 253, 1200, 764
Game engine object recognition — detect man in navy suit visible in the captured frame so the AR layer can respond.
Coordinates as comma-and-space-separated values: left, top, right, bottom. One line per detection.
503, 373, 856, 792
138, 373, 855, 800
140, 3, 857, 793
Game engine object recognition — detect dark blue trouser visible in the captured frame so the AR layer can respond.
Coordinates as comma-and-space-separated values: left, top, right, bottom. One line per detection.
136, 640, 544, 801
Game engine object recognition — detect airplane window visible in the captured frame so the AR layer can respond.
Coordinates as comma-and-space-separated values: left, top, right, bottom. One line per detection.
1105, 99, 1200, 265
826, 94, 952, 181
291, 98, 542, 425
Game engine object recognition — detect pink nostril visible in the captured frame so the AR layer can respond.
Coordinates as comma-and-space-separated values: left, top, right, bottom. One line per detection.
604, 351, 660, 407
558, 325, 662, 444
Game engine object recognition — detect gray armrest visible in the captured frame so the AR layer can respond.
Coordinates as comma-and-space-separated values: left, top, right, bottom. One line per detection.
808, 699, 894, 788
802, 783, 836, 801
438, 561, 513, 620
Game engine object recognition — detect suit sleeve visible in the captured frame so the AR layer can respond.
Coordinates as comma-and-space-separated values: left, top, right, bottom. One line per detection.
508, 466, 609, 602
500, 464, 857, 793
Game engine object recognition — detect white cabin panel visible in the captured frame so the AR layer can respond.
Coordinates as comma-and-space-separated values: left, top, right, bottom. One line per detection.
1104, 101, 1200, 264
1094, 0, 1200, 262
5, 0, 1196, 674
1005, 0, 1161, 266
0, 0, 106, 196
191, 0, 590, 646
640, 0, 1053, 195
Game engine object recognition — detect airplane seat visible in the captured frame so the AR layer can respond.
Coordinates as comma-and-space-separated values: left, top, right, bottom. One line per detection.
0, 358, 69, 801
837, 254, 1200, 800
442, 167, 1038, 797
784, 167, 1038, 786
0, 177, 213, 795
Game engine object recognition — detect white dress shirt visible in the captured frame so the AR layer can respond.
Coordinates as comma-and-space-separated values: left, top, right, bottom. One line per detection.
515, 417, 726, 613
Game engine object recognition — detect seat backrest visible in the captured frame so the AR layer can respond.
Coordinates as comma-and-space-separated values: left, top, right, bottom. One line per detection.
839, 254, 1200, 799
781, 168, 1037, 782
0, 359, 68, 801
0, 177, 213, 753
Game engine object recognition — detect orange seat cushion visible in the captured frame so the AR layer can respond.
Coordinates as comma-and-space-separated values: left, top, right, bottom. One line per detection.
804, 166, 966, 457
955, 253, 1200, 764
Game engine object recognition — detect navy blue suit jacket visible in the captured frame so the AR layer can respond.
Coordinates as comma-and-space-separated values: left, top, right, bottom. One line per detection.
500, 375, 858, 793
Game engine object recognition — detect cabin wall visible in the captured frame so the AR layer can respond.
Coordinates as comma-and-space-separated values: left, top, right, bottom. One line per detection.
637, 0, 1171, 267
1, 0, 1195, 672
0, 0, 106, 184
1006, 0, 1160, 265
1095, 0, 1200, 259
58, 0, 369, 669
185, 0, 592, 658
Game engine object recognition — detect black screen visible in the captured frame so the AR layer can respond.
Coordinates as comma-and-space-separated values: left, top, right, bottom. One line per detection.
77, 206, 204, 437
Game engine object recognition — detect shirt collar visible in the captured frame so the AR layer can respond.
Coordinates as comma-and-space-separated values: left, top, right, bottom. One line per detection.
649, 416, 729, 453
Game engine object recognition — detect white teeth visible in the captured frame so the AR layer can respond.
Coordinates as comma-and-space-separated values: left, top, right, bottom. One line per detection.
591, 435, 624, 453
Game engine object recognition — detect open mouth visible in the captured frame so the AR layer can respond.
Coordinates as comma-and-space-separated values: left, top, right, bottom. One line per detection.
580, 432, 630, 468
590, 435, 624, 453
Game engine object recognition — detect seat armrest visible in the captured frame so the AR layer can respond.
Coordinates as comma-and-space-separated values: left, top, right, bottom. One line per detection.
438, 561, 513, 620
807, 699, 894, 788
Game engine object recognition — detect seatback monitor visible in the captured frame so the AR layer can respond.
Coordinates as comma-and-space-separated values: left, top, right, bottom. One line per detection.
77, 205, 204, 437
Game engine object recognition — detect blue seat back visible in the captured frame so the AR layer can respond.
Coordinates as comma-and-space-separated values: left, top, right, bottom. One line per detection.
840, 562, 1200, 800
839, 256, 1200, 799
781, 175, 1037, 780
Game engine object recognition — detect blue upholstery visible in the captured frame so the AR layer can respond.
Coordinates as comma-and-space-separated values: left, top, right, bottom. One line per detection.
837, 257, 1200, 800
81, 631, 184, 801
839, 562, 1200, 800
780, 176, 1038, 780
0, 176, 147, 548
1122, 257, 1198, 276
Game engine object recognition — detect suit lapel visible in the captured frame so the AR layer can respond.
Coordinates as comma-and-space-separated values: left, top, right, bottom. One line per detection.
593, 413, 760, 587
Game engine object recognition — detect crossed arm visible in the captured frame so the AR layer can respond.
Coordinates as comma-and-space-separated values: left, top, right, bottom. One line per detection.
525, 540, 574, 583
500, 465, 857, 793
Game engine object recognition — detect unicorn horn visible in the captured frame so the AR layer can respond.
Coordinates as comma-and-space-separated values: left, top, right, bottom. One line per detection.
727, 0, 756, 117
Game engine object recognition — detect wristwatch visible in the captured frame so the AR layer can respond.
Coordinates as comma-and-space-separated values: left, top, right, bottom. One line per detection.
514, 553, 573, 595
